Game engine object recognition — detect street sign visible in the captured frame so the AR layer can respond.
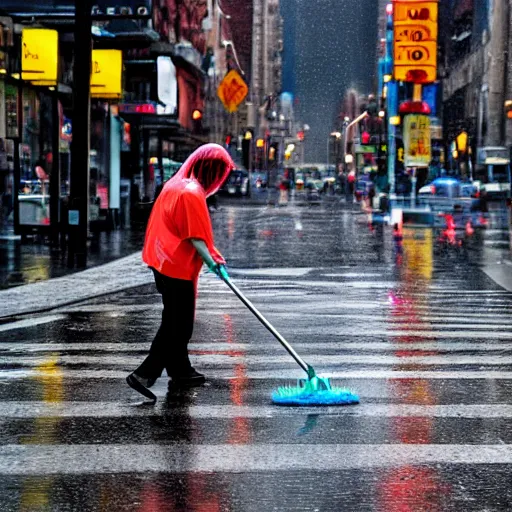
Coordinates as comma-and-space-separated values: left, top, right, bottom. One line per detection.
217, 70, 248, 113
393, 0, 438, 84
21, 28, 58, 85
90, 50, 123, 99
403, 114, 431, 167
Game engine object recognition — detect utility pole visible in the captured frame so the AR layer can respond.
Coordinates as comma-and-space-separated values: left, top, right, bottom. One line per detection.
68, 0, 92, 267
49, 88, 61, 247
487, 0, 508, 146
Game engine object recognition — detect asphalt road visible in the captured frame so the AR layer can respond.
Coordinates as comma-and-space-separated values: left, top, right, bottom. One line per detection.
1, 202, 512, 510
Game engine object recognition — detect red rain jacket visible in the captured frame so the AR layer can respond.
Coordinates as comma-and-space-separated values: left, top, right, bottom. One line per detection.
142, 143, 235, 282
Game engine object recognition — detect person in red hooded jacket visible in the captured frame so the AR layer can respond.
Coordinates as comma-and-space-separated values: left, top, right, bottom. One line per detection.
127, 143, 235, 401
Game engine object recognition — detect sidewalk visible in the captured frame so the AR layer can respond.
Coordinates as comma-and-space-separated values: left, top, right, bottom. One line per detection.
481, 246, 512, 293
0, 228, 145, 290
0, 251, 152, 320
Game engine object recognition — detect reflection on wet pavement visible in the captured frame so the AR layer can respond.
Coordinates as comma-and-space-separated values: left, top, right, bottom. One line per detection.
0, 229, 145, 290
1, 202, 512, 510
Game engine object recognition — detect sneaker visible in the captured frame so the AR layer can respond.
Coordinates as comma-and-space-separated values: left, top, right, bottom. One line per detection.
126, 373, 157, 401
170, 369, 206, 388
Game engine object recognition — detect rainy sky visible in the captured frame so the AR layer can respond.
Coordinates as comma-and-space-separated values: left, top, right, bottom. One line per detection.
281, 0, 379, 162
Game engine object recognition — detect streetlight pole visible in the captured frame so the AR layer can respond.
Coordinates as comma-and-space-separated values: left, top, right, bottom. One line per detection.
68, 0, 92, 268
343, 112, 369, 173
328, 132, 341, 167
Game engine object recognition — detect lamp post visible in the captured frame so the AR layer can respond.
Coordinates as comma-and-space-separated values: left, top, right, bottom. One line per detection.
327, 132, 342, 167
343, 112, 369, 173
68, 0, 92, 268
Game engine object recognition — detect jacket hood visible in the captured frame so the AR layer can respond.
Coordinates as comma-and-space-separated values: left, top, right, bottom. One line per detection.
174, 143, 236, 197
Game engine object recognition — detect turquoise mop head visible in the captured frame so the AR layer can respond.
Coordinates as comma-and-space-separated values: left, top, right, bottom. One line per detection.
216, 270, 360, 407
271, 366, 360, 406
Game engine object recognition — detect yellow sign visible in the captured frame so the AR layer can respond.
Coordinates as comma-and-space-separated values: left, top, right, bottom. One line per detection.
22, 29, 58, 85
217, 70, 248, 113
393, 0, 438, 83
456, 131, 468, 152
90, 50, 123, 99
403, 114, 431, 167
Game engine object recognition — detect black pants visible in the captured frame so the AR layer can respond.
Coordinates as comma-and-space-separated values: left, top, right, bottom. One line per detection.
135, 269, 196, 379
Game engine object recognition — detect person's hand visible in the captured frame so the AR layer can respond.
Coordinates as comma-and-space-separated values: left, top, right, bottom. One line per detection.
213, 263, 229, 280
212, 251, 226, 266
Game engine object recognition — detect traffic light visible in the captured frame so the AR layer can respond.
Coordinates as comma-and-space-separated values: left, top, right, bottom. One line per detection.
505, 100, 512, 119
241, 129, 254, 170
386, 3, 393, 29
361, 131, 371, 145
269, 142, 279, 162
191, 109, 203, 134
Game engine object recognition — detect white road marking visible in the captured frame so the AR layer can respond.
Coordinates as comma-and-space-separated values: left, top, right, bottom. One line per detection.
3, 402, 512, 419
2, 341, 512, 353
2, 444, 512, 474
0, 315, 66, 333
4, 353, 512, 366
4, 368, 512, 380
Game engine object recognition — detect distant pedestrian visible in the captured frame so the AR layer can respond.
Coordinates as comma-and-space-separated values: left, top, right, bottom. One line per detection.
278, 170, 290, 206
347, 170, 356, 200
127, 143, 235, 401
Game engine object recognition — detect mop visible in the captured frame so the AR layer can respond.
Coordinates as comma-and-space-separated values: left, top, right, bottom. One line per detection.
216, 266, 359, 406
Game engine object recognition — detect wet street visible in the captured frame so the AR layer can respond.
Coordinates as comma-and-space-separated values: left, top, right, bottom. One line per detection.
1, 201, 512, 510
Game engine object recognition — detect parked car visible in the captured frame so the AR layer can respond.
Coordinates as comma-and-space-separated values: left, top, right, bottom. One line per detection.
220, 169, 250, 196
251, 171, 267, 189
306, 169, 324, 192
418, 178, 486, 227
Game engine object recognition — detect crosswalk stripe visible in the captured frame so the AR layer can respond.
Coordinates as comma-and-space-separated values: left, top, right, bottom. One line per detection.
4, 369, 512, 379
1, 444, 511, 475
2, 402, 512, 419
4, 353, 512, 366
51, 304, 512, 323
2, 341, 512, 352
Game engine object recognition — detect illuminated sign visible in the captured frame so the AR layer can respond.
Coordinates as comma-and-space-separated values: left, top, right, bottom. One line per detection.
217, 70, 248, 113
393, 0, 438, 83
92, 1, 151, 17
90, 50, 122, 99
403, 114, 431, 167
157, 56, 177, 115
1, 1, 151, 18
21, 28, 58, 85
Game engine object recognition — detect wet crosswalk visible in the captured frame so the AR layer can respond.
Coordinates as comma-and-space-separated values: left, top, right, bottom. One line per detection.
1, 264, 512, 510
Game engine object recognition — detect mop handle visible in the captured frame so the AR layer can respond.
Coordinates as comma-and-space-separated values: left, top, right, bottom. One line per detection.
221, 275, 310, 374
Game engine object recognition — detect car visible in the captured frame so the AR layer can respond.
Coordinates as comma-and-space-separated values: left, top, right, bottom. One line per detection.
220, 169, 250, 196
251, 171, 267, 189
305, 169, 324, 192
417, 178, 486, 227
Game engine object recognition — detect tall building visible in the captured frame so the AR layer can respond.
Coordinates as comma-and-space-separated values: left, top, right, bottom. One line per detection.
439, 0, 512, 187
250, 0, 283, 138
203, 0, 283, 163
